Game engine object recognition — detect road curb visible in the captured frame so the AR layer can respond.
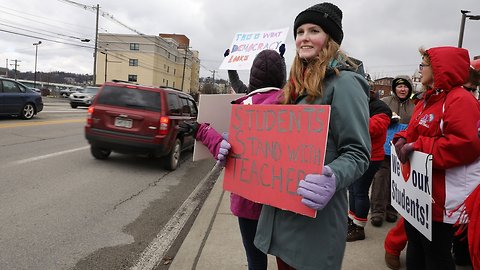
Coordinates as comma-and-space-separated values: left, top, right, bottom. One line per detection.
168, 168, 225, 270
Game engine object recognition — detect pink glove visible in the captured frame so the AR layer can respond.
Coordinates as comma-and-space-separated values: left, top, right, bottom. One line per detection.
216, 133, 230, 167
398, 143, 414, 164
297, 166, 336, 210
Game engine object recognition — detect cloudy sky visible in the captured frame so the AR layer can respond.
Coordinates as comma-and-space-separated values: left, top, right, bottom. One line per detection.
1, 0, 479, 83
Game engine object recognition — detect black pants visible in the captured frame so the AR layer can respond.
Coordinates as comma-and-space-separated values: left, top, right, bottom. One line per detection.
238, 217, 267, 270
370, 156, 398, 219
452, 227, 471, 265
404, 221, 455, 270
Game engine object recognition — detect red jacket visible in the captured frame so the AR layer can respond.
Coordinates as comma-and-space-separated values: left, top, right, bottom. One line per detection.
395, 47, 480, 223
369, 113, 390, 161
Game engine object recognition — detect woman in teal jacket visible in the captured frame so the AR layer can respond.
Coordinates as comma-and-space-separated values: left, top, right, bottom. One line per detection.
253, 3, 371, 270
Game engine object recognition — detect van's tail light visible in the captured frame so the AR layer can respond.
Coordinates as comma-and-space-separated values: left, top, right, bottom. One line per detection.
86, 106, 94, 126
159, 116, 169, 135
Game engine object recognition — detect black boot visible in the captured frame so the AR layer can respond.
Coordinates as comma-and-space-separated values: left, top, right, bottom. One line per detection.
347, 223, 365, 242
347, 218, 354, 233
386, 206, 398, 223
371, 216, 383, 227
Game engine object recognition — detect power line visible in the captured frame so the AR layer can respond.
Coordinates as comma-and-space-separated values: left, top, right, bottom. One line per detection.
2, 0, 213, 80
58, 0, 145, 36
0, 6, 93, 39
0, 21, 91, 42
0, 4, 93, 32
0, 28, 94, 49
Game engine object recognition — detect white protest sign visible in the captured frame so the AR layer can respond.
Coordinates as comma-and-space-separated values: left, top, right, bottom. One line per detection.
219, 27, 289, 70
391, 145, 433, 240
193, 94, 243, 161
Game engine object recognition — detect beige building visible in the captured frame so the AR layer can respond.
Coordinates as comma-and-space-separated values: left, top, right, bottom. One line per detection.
95, 33, 200, 94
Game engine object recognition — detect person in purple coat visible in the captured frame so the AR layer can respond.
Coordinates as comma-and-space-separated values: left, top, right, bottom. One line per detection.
181, 49, 286, 270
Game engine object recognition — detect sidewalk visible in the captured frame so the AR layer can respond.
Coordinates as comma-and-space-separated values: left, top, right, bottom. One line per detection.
169, 171, 410, 270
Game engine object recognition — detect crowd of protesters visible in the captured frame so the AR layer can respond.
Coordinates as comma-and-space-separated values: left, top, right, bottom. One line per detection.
187, 2, 480, 270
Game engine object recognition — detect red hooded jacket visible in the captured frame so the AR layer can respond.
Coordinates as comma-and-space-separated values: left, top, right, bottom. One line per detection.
394, 47, 480, 224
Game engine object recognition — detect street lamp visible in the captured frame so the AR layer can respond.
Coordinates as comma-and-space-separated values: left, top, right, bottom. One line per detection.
458, 10, 480, 48
33, 41, 42, 88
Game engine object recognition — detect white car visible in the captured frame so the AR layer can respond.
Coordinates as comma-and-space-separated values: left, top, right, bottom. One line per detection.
69, 87, 99, 108
60, 87, 83, 98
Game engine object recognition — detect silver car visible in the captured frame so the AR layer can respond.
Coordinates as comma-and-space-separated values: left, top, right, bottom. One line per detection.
69, 87, 99, 108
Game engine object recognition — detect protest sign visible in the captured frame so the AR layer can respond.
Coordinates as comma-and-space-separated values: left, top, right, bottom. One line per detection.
193, 94, 243, 161
391, 145, 433, 240
223, 104, 330, 218
219, 28, 289, 70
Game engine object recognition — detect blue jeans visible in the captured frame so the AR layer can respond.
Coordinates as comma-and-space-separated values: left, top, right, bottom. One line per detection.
348, 160, 382, 221
238, 217, 267, 270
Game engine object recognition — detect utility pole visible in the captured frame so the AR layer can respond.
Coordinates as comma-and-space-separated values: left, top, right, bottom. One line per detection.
211, 70, 216, 93
9, 59, 21, 80
5, 59, 8, 77
93, 4, 99, 85
100, 50, 108, 82
181, 48, 188, 92
57, 1, 100, 85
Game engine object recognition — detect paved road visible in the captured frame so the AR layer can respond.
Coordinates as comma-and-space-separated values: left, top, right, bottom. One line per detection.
0, 99, 217, 269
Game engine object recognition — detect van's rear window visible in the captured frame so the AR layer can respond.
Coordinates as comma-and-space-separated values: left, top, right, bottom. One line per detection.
96, 86, 161, 112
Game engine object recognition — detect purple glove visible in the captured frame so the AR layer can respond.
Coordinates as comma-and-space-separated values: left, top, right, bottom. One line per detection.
393, 137, 407, 156
216, 132, 230, 167
297, 166, 336, 210
398, 143, 414, 164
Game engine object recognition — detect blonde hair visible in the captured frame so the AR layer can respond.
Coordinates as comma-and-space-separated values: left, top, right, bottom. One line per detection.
282, 38, 351, 104
419, 47, 430, 65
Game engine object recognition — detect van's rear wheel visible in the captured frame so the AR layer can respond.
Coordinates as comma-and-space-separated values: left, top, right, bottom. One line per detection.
163, 139, 181, 171
91, 146, 111, 160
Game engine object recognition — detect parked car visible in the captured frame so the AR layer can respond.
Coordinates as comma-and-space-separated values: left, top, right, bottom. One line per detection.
30, 87, 41, 93
84, 81, 198, 170
0, 78, 43, 119
69, 86, 100, 108
60, 87, 83, 98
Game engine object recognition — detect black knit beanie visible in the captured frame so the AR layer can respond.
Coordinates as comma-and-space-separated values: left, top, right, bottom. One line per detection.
293, 2, 343, 45
248, 50, 286, 92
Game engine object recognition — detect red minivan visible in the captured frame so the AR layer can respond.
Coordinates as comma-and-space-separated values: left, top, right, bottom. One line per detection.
85, 81, 198, 170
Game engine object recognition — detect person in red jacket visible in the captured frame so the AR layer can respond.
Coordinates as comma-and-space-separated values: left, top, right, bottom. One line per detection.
393, 46, 480, 269
384, 58, 480, 270
347, 89, 391, 241
463, 58, 480, 99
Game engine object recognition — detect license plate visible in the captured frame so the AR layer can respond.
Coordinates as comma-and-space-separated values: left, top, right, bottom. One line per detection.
114, 117, 133, 128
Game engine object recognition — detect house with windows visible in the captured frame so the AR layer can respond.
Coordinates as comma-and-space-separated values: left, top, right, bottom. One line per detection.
96, 33, 200, 94
371, 77, 394, 98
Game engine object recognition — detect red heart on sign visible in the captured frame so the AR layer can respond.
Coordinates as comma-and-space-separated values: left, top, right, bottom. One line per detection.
401, 160, 411, 182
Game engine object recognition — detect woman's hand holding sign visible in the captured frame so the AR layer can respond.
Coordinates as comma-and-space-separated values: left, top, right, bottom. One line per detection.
297, 166, 336, 210
398, 143, 414, 164
394, 137, 414, 164
216, 132, 231, 167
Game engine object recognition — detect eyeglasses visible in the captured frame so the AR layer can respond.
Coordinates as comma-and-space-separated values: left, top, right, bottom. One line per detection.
419, 63, 430, 71
464, 85, 479, 92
